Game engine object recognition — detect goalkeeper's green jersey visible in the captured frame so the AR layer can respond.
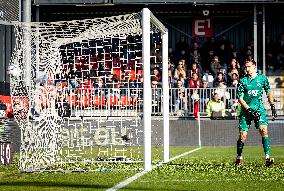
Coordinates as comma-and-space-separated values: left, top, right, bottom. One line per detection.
236, 73, 271, 114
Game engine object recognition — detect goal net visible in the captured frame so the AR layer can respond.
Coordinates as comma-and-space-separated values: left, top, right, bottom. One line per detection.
8, 8, 169, 172
0, 0, 20, 23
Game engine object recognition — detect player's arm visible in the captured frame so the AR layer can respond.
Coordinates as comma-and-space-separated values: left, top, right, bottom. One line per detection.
236, 78, 249, 110
267, 91, 274, 105
238, 98, 249, 110
264, 77, 277, 120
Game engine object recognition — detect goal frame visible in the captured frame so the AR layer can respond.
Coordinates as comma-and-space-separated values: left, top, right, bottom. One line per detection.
142, 8, 169, 171
10, 8, 169, 172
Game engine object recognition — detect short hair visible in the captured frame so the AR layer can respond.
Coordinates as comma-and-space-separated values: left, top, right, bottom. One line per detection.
213, 93, 219, 96
217, 71, 223, 76
192, 72, 198, 77
246, 59, 256, 65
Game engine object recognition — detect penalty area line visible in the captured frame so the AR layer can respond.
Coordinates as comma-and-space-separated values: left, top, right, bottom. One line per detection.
169, 147, 201, 162
106, 147, 202, 191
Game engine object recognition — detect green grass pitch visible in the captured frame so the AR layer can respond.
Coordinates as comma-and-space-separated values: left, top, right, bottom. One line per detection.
0, 146, 283, 191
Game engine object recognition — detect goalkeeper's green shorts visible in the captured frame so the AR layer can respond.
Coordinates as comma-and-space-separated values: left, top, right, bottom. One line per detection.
238, 110, 268, 132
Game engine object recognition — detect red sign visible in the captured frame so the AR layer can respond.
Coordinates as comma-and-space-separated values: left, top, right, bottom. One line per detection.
192, 17, 213, 38
0, 95, 29, 119
0, 96, 13, 118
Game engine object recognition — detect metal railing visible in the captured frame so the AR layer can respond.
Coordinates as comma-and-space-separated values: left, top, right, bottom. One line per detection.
53, 87, 284, 118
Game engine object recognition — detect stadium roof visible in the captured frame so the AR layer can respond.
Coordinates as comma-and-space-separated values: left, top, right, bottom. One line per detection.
33, 0, 281, 6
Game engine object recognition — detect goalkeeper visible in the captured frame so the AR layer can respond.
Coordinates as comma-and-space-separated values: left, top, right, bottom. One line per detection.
235, 60, 277, 167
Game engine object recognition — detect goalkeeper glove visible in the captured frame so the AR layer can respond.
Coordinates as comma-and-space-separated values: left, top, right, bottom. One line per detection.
247, 108, 260, 121
271, 104, 277, 121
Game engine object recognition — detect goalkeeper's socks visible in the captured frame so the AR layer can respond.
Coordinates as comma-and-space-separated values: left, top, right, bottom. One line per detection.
265, 154, 270, 160
237, 140, 244, 156
262, 136, 271, 156
236, 155, 243, 160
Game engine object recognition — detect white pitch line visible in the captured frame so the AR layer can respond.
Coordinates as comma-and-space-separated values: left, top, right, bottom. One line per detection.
106, 147, 201, 191
169, 147, 201, 162
139, 178, 240, 183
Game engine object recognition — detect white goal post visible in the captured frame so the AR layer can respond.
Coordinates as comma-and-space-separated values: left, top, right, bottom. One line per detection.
142, 8, 169, 171
8, 8, 169, 172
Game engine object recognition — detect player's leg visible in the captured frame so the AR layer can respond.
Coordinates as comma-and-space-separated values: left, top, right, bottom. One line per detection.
259, 125, 274, 166
256, 110, 274, 166
236, 131, 247, 165
236, 115, 250, 166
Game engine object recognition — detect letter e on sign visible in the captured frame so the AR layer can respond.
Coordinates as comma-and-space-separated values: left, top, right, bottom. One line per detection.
192, 17, 213, 38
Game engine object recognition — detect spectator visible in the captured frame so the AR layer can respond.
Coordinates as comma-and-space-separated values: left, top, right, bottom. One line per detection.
228, 58, 240, 70
178, 73, 186, 87
89, 63, 98, 82
150, 43, 162, 63
213, 72, 227, 87
108, 77, 121, 98
130, 75, 143, 105
230, 79, 239, 113
203, 49, 215, 72
189, 42, 202, 65
210, 56, 221, 77
200, 79, 212, 110
173, 80, 187, 114
152, 67, 162, 86
176, 59, 187, 71
55, 95, 71, 117
228, 73, 239, 87
93, 77, 106, 96
214, 81, 230, 106
216, 43, 227, 67
0, 100, 7, 118
231, 79, 238, 88
188, 72, 201, 119
168, 69, 176, 88
174, 64, 186, 81
40, 73, 57, 110
202, 71, 214, 88
68, 76, 79, 89
168, 58, 175, 74
188, 72, 201, 89
120, 74, 133, 96
188, 62, 203, 79
105, 74, 114, 89
78, 74, 92, 89
152, 79, 162, 113
206, 93, 225, 120
227, 58, 241, 80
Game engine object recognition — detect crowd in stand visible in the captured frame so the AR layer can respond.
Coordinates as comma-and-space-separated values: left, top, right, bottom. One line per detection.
164, 33, 284, 118
41, 33, 284, 118
167, 33, 284, 90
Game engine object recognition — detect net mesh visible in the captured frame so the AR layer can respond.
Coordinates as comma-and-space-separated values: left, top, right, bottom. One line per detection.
0, 0, 20, 23
8, 12, 164, 172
